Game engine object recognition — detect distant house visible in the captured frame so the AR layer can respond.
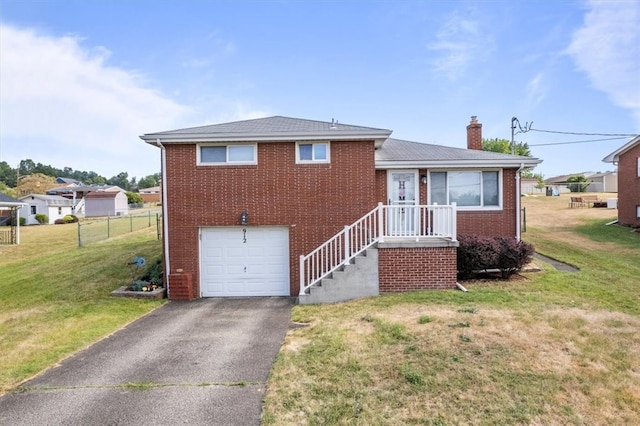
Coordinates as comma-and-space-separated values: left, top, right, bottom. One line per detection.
521, 177, 544, 195
603, 135, 640, 227
138, 186, 161, 204
18, 194, 74, 225
55, 177, 83, 185
586, 171, 617, 193
84, 190, 128, 217
0, 193, 27, 244
545, 171, 616, 194
47, 184, 123, 217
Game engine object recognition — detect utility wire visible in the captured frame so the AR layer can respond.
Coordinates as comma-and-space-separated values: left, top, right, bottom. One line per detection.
529, 128, 636, 137
528, 136, 631, 147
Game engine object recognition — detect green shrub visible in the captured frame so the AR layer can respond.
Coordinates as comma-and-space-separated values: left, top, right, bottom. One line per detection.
457, 234, 534, 279
35, 214, 48, 224
140, 258, 163, 286
63, 215, 79, 223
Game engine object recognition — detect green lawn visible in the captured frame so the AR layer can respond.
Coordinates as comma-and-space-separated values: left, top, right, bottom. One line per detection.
263, 216, 640, 425
0, 223, 164, 394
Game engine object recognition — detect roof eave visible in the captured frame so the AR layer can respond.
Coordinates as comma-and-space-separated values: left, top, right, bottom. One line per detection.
375, 158, 542, 169
602, 135, 640, 163
141, 131, 392, 146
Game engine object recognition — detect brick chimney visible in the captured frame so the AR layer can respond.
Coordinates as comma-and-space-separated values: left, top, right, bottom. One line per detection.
466, 116, 482, 150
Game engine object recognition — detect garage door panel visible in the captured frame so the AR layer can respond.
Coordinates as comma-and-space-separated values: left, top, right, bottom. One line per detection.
200, 227, 290, 297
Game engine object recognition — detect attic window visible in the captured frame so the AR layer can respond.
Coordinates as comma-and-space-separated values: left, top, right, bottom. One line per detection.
198, 144, 257, 165
296, 142, 330, 164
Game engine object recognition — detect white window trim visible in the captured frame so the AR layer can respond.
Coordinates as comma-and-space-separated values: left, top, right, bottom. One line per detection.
295, 141, 330, 164
637, 157, 640, 177
197, 143, 257, 166
428, 169, 503, 211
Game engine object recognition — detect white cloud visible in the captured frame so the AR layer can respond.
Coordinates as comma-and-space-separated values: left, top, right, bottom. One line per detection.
0, 24, 191, 178
427, 8, 487, 81
526, 72, 548, 107
567, 0, 640, 128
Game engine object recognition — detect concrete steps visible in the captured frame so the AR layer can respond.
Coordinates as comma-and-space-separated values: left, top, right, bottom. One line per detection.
298, 247, 379, 304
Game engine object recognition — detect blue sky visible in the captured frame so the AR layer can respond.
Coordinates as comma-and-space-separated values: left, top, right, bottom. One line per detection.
1, 0, 638, 181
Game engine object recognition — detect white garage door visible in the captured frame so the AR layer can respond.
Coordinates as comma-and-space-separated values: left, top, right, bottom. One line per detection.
200, 227, 290, 297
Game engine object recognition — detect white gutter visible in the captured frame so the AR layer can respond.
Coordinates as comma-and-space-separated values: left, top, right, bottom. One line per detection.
515, 163, 524, 241
155, 138, 171, 293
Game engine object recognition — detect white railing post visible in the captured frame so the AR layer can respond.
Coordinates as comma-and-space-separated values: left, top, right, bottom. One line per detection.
299, 255, 305, 296
451, 202, 457, 240
377, 202, 385, 243
343, 225, 350, 265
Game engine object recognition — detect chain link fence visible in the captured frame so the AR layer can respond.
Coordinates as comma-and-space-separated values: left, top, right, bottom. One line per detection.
77, 211, 162, 246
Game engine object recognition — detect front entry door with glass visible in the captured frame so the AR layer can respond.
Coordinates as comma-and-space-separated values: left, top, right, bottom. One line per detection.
387, 170, 418, 236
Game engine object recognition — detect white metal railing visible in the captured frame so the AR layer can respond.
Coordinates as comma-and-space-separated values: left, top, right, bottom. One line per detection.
299, 202, 457, 295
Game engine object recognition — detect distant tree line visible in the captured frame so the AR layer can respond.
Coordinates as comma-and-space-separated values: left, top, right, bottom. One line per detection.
0, 159, 159, 192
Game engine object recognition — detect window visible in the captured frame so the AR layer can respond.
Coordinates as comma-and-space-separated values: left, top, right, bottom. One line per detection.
429, 170, 501, 209
296, 142, 329, 163
58, 207, 62, 215
198, 144, 256, 165
637, 157, 640, 177
30, 205, 36, 215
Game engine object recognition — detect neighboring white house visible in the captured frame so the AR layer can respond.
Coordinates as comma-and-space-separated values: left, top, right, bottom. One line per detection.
85, 190, 129, 217
586, 171, 618, 193
18, 194, 75, 225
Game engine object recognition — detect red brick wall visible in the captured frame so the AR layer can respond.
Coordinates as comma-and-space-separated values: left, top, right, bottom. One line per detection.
617, 143, 640, 227
164, 140, 378, 298
457, 169, 518, 237
378, 246, 457, 292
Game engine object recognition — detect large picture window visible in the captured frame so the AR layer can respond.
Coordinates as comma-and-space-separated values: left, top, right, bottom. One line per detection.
198, 144, 257, 165
429, 170, 501, 209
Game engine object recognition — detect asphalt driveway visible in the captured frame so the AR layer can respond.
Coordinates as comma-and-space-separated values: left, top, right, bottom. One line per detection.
0, 297, 293, 425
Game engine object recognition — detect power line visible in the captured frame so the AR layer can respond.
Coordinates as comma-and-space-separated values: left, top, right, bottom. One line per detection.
529, 128, 636, 137
528, 136, 631, 147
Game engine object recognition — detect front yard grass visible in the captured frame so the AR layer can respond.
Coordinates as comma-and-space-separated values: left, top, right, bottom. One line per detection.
263, 198, 640, 425
0, 224, 164, 394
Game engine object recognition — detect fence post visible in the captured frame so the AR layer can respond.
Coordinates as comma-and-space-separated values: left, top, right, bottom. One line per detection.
521, 206, 527, 233
130, 214, 133, 232
77, 222, 82, 247
107, 215, 110, 238
156, 213, 161, 240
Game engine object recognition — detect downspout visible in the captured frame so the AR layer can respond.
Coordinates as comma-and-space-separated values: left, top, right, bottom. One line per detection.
154, 138, 171, 294
515, 163, 524, 241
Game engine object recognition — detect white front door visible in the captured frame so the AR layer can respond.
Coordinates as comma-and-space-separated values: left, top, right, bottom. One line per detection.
199, 227, 290, 297
387, 170, 419, 235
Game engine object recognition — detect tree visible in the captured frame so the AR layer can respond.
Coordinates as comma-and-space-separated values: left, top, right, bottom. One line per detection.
107, 172, 130, 190
0, 161, 17, 187
126, 191, 143, 204
482, 138, 531, 157
138, 173, 160, 190
566, 175, 589, 193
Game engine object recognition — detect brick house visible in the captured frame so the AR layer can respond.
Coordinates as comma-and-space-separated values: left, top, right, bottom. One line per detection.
603, 135, 640, 227
140, 116, 541, 302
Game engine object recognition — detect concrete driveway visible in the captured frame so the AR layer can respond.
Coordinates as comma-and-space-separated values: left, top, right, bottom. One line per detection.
0, 297, 293, 425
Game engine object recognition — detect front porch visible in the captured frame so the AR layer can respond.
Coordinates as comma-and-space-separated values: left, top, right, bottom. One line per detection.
298, 203, 459, 304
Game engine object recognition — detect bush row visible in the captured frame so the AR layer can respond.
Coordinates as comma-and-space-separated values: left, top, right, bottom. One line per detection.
457, 234, 534, 279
